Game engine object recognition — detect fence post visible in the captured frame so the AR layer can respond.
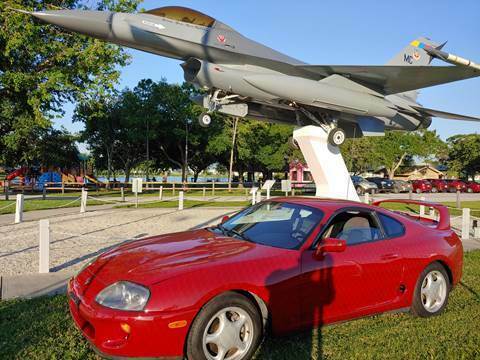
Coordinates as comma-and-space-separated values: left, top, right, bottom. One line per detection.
14, 194, 24, 224
408, 189, 412, 200
39, 219, 50, 273
42, 186, 46, 200
178, 191, 184, 210
364, 192, 370, 205
256, 191, 262, 204
456, 190, 461, 209
4, 181, 9, 201
212, 181, 215, 196
172, 183, 176, 196
80, 188, 87, 213
61, 181, 65, 195
419, 196, 426, 217
120, 186, 125, 202
202, 187, 206, 199
462, 208, 470, 241
266, 188, 271, 200
251, 188, 257, 205
159, 186, 163, 201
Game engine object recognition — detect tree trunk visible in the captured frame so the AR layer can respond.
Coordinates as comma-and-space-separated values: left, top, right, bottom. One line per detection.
388, 152, 408, 179
124, 165, 131, 184
228, 117, 239, 192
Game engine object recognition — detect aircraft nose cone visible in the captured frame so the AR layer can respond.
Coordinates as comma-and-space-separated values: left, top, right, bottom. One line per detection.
30, 10, 114, 40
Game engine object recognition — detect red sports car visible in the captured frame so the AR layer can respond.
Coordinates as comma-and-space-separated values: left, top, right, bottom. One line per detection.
68, 198, 463, 360
466, 181, 480, 193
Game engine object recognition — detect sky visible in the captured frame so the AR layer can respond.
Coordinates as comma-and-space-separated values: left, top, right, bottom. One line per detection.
56, 0, 480, 141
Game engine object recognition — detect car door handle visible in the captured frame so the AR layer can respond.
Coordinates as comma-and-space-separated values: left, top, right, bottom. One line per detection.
381, 253, 400, 261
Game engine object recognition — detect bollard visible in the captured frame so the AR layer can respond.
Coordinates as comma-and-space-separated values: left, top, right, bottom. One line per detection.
202, 187, 206, 199
80, 188, 87, 213
159, 186, 163, 200
120, 187, 125, 202
179, 191, 184, 210
5, 181, 9, 201
14, 194, 24, 224
462, 208, 470, 241
61, 181, 65, 195
251, 189, 257, 205
473, 220, 480, 239
456, 190, 461, 209
42, 187, 46, 200
39, 219, 50, 273
292, 187, 296, 196
257, 191, 262, 203
364, 192, 370, 205
172, 183, 176, 196
212, 181, 215, 196
420, 196, 425, 217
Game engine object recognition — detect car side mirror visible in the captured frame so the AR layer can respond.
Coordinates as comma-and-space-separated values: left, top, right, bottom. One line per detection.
315, 238, 346, 258
221, 215, 230, 223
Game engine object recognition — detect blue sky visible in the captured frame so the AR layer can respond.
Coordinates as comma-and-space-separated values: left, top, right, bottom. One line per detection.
58, 0, 480, 140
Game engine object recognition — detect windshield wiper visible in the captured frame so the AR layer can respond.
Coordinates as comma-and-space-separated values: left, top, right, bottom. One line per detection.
227, 228, 252, 243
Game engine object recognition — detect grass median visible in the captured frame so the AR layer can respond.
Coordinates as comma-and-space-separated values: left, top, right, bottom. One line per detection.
0, 199, 105, 215
115, 199, 250, 209
1, 250, 479, 359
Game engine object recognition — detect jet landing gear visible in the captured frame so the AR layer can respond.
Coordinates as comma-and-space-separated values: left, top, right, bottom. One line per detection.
328, 127, 346, 146
198, 112, 212, 127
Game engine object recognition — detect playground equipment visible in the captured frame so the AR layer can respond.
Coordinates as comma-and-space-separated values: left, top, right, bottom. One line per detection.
85, 174, 105, 186
6, 167, 26, 181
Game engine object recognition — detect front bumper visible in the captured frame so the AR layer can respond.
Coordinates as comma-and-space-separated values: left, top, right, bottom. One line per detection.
68, 279, 194, 359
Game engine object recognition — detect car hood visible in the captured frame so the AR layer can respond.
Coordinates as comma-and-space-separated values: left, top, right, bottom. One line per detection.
81, 229, 277, 286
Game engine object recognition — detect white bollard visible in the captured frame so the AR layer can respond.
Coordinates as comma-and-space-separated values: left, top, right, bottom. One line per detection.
364, 192, 370, 205
120, 187, 125, 202
14, 194, 24, 224
39, 219, 50, 273
203, 187, 206, 199
420, 196, 426, 217
159, 186, 163, 201
462, 208, 470, 241
80, 188, 87, 213
256, 191, 262, 203
178, 191, 184, 210
251, 189, 257, 205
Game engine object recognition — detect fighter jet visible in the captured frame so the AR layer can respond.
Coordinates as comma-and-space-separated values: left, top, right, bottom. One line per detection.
15, 6, 480, 146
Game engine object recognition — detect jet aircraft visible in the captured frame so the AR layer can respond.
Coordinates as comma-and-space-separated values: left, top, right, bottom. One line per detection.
15, 6, 480, 146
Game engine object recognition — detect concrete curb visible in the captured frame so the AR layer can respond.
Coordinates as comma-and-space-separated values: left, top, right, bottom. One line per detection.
1, 271, 74, 300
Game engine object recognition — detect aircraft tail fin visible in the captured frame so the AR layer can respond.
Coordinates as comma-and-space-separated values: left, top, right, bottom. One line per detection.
387, 37, 445, 100
387, 37, 444, 66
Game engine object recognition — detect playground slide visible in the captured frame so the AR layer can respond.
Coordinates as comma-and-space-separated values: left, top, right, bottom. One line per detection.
85, 174, 104, 185
6, 168, 25, 181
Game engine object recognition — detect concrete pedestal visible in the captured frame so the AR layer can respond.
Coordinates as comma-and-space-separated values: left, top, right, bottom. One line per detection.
293, 125, 359, 201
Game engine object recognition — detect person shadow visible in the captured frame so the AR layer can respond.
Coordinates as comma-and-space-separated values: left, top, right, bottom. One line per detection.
259, 249, 335, 360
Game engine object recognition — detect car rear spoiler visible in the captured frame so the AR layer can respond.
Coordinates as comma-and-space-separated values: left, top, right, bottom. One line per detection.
372, 199, 450, 230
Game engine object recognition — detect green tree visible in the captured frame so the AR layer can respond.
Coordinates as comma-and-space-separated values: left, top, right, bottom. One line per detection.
33, 127, 79, 168
447, 134, 480, 179
0, 0, 140, 166
341, 136, 381, 174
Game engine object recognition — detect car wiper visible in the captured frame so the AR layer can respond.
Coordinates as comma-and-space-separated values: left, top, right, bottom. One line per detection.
227, 228, 252, 243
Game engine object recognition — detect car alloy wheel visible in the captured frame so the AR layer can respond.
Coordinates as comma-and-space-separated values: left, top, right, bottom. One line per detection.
420, 270, 448, 313
202, 307, 254, 360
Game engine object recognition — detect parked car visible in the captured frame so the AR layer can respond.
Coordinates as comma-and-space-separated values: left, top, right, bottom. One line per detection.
444, 179, 467, 193
351, 176, 378, 195
392, 179, 412, 193
427, 179, 449, 193
411, 179, 433, 193
366, 177, 395, 192
68, 198, 463, 359
465, 181, 480, 193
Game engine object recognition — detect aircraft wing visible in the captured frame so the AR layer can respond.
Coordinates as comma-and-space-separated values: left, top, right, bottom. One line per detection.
296, 65, 480, 95
411, 106, 480, 122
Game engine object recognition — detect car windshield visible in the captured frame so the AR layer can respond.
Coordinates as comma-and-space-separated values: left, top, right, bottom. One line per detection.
219, 202, 324, 249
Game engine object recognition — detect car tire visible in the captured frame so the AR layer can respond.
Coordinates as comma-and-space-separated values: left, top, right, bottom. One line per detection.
431, 187, 438, 193
411, 263, 450, 318
467, 188, 473, 193
186, 292, 262, 360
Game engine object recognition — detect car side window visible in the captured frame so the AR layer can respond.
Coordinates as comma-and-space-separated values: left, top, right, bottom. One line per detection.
378, 213, 405, 238
321, 210, 382, 246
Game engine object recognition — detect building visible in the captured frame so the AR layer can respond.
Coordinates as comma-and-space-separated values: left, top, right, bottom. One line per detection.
393, 164, 445, 180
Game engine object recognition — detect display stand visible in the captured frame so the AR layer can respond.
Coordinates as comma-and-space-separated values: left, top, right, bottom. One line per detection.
293, 126, 359, 201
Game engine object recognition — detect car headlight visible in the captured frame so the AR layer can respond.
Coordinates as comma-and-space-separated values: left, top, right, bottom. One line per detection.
96, 281, 150, 311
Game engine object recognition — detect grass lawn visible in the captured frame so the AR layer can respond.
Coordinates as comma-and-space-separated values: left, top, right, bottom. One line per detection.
116, 199, 250, 209
1, 250, 479, 359
379, 200, 480, 217
0, 199, 104, 215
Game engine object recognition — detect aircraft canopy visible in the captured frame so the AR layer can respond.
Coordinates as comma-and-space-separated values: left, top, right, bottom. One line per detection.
144, 6, 216, 28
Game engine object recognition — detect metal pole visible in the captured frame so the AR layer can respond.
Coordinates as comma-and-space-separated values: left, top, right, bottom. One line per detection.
135, 192, 138, 209
14, 194, 24, 224
39, 219, 50, 273
4, 180, 9, 201
462, 208, 470, 241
